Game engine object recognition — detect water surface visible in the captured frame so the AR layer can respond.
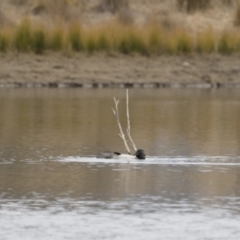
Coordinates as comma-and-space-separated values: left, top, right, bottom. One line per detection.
0, 88, 240, 240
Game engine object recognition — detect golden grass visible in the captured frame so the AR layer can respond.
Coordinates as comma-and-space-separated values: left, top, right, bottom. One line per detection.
196, 28, 216, 53
168, 28, 194, 54
50, 27, 66, 51
218, 30, 240, 54
0, 30, 9, 52
13, 19, 32, 52
69, 22, 83, 51
1, 18, 240, 55
32, 27, 46, 54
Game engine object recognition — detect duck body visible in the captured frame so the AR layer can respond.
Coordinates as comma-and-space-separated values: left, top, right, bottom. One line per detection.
97, 149, 146, 160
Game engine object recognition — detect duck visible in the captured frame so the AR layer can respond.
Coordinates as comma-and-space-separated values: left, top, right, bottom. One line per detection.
97, 149, 146, 160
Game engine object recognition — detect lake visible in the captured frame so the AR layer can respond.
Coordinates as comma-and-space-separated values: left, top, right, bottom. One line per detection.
0, 88, 240, 240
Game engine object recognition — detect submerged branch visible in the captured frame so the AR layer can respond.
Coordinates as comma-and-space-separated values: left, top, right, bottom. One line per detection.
112, 97, 131, 154
126, 89, 137, 151
118, 133, 135, 150
112, 90, 138, 154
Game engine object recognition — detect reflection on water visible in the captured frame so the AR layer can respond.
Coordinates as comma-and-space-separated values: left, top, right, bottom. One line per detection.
1, 88, 240, 159
1, 88, 240, 239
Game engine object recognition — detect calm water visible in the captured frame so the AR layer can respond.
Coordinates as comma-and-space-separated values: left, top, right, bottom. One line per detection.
1, 88, 240, 240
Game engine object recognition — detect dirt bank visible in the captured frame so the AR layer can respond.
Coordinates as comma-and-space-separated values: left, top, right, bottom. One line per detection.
0, 53, 240, 88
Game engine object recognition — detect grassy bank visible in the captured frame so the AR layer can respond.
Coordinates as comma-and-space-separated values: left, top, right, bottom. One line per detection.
1, 19, 240, 55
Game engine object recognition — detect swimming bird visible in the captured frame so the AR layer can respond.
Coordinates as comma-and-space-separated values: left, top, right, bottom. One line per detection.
97, 149, 146, 160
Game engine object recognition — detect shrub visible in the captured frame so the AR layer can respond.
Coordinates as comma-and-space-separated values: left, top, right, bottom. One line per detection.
99, 0, 129, 13
234, 3, 240, 27
218, 31, 240, 54
86, 35, 97, 53
69, 22, 83, 51
50, 28, 64, 51
32, 28, 46, 54
0, 32, 8, 52
196, 28, 215, 53
97, 33, 111, 51
43, 0, 69, 21
177, 0, 211, 13
118, 29, 148, 55
148, 28, 165, 54
168, 29, 193, 54
14, 19, 32, 52
117, 8, 134, 25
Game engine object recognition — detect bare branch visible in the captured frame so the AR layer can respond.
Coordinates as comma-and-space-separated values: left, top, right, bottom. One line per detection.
118, 133, 135, 151
126, 89, 137, 151
112, 97, 131, 154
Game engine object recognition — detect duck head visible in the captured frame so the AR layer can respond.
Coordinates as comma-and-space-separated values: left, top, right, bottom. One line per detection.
134, 149, 146, 159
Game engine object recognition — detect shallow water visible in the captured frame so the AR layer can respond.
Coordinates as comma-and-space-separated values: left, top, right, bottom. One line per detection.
1, 88, 240, 240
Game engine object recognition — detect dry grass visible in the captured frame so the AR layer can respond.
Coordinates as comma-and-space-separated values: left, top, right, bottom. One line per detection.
1, 18, 240, 55
1, 0, 240, 55
50, 27, 66, 51
196, 28, 216, 53
69, 22, 84, 51
0, 30, 9, 52
218, 30, 240, 53
13, 18, 32, 51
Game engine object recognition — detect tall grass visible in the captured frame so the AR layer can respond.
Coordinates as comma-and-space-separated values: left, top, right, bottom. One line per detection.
32, 28, 46, 54
172, 29, 194, 54
13, 19, 32, 52
1, 19, 240, 55
218, 31, 240, 54
148, 27, 165, 54
118, 29, 148, 55
50, 28, 65, 51
69, 22, 83, 51
0, 31, 8, 52
97, 33, 111, 51
196, 28, 215, 53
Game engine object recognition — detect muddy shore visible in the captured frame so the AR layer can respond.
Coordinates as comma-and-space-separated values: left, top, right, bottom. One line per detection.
1, 53, 240, 88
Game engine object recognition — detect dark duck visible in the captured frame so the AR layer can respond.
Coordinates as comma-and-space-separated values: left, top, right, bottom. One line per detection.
97, 90, 146, 160
97, 149, 146, 160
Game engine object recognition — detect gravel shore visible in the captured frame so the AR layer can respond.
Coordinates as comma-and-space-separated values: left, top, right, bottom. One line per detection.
1, 53, 240, 88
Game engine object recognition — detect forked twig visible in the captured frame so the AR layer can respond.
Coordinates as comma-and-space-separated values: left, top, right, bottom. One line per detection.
112, 97, 131, 154
126, 89, 137, 151
118, 134, 135, 150
112, 90, 138, 154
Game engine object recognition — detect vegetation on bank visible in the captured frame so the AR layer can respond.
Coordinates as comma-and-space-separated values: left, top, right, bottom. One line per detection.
1, 0, 240, 55
1, 19, 240, 55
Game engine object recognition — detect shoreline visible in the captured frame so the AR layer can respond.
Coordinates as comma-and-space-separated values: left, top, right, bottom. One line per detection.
1, 53, 240, 89
1, 82, 240, 89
